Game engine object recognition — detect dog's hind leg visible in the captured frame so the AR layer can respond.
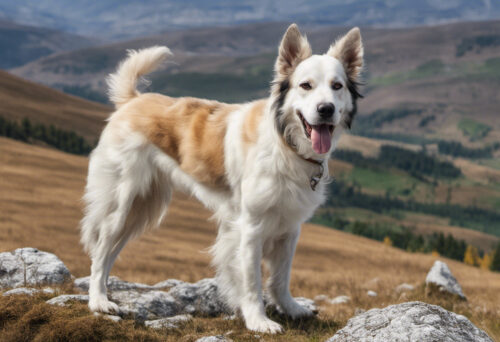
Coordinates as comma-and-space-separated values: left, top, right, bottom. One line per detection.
265, 226, 314, 319
103, 175, 171, 288
86, 174, 140, 313
82, 143, 170, 313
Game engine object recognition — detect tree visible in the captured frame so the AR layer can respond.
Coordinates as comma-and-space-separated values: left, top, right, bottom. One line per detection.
480, 252, 492, 270
383, 236, 392, 247
491, 242, 500, 272
464, 245, 480, 267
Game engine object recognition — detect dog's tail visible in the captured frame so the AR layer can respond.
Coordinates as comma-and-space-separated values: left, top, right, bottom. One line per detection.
106, 46, 172, 108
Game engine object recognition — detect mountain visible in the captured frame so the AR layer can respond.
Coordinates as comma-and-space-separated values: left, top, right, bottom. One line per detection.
1, 0, 500, 41
0, 70, 109, 140
1, 135, 500, 340
0, 20, 95, 69
10, 20, 500, 147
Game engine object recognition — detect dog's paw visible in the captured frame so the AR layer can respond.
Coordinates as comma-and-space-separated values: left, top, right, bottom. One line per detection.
246, 317, 283, 334
282, 300, 315, 319
89, 296, 120, 314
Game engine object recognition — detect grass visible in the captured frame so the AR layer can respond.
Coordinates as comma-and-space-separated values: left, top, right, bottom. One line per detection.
1, 276, 499, 341
342, 166, 418, 197
480, 158, 500, 171
316, 206, 499, 252
1, 139, 500, 340
150, 64, 272, 103
369, 57, 500, 89
458, 118, 492, 141
369, 59, 446, 87
0, 70, 109, 141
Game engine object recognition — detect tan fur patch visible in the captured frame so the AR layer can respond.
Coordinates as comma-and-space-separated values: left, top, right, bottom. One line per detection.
242, 100, 266, 149
124, 94, 238, 188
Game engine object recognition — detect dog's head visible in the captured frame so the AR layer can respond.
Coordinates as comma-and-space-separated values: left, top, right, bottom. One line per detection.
272, 24, 363, 157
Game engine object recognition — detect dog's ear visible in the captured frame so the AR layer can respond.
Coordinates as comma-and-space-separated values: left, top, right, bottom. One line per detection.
327, 27, 363, 81
274, 24, 312, 81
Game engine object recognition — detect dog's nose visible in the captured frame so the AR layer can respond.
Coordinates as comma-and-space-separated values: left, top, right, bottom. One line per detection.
317, 102, 335, 119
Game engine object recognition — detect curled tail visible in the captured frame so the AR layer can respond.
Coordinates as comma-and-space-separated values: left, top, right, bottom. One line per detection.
106, 46, 172, 108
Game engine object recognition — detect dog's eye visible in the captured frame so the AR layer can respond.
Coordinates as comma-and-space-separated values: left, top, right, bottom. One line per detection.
300, 82, 312, 90
332, 82, 343, 90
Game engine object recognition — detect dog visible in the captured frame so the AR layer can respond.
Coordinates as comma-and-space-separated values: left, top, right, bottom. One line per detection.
80, 24, 363, 333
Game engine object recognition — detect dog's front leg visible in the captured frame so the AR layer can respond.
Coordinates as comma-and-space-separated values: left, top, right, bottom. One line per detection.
266, 226, 315, 319
239, 217, 283, 334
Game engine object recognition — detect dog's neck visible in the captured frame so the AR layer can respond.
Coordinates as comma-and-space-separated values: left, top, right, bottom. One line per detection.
279, 131, 327, 191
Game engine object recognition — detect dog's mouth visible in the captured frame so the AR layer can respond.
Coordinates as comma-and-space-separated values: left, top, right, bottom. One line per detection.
297, 110, 335, 154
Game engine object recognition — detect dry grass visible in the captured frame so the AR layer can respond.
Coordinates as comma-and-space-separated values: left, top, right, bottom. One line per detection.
454, 158, 500, 184
0, 70, 109, 140
336, 134, 420, 157
1, 137, 500, 341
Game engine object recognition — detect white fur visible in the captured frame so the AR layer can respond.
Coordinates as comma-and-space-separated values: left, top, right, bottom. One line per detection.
81, 25, 362, 334
106, 46, 172, 108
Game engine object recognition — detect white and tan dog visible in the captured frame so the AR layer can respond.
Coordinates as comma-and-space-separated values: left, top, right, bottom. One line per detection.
81, 24, 363, 333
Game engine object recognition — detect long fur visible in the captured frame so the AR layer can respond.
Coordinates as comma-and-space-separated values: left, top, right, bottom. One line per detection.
81, 24, 363, 334
106, 46, 171, 108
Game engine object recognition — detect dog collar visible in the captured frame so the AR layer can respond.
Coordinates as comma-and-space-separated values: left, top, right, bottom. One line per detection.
281, 136, 325, 191
303, 157, 324, 191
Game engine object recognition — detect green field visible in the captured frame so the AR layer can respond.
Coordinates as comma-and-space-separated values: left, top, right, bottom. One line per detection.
458, 118, 492, 141
369, 58, 500, 88
342, 166, 419, 197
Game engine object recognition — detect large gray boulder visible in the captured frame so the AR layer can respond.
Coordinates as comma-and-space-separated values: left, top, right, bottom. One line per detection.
69, 275, 317, 322
327, 301, 492, 342
69, 276, 229, 321
0, 247, 70, 288
426, 260, 466, 299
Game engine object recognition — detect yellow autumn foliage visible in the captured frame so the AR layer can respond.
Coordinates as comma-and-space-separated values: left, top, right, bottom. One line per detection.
464, 245, 480, 267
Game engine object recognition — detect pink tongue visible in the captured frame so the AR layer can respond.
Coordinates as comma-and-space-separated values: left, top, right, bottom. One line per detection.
311, 125, 332, 154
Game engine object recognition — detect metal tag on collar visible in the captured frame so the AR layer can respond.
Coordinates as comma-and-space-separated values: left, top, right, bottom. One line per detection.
310, 162, 324, 191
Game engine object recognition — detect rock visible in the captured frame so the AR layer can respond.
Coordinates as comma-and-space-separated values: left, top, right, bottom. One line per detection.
367, 290, 377, 297
153, 279, 186, 289
72, 277, 228, 321
314, 294, 329, 302
2, 286, 55, 297
145, 314, 192, 329
426, 260, 466, 299
395, 283, 415, 293
327, 301, 493, 342
167, 278, 227, 317
47, 294, 89, 306
196, 336, 232, 342
293, 297, 318, 313
0, 248, 71, 289
330, 295, 350, 304
93, 312, 122, 322
111, 290, 178, 321
104, 315, 122, 322
42, 287, 56, 294
3, 287, 40, 296
74, 276, 156, 292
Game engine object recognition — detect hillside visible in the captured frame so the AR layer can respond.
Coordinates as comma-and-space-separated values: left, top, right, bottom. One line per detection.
1, 137, 500, 340
10, 20, 500, 148
0, 70, 109, 140
1, 1, 499, 41
0, 20, 95, 69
